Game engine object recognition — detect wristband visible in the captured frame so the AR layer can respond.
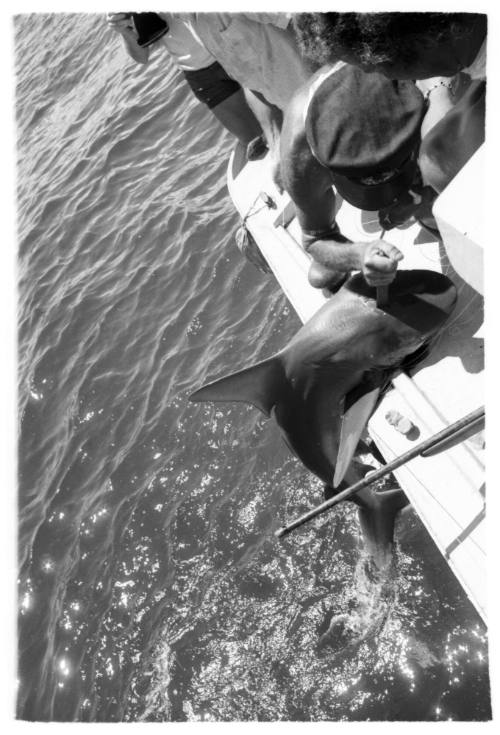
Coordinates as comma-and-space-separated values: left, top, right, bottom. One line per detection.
424, 80, 454, 100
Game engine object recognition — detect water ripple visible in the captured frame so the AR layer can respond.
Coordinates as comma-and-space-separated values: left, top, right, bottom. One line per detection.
16, 11, 490, 723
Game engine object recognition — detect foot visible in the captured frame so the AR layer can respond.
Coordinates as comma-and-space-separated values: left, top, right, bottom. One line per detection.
246, 134, 268, 161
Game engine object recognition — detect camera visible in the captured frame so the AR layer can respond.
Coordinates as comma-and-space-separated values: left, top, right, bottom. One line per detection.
130, 13, 169, 47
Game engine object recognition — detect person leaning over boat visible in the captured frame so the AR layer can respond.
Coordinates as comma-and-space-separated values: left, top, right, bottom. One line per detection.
184, 13, 314, 186
279, 63, 429, 291
291, 12, 486, 208
106, 12, 266, 161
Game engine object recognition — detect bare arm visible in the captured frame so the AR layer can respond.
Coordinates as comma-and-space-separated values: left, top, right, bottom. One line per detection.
280, 86, 337, 233
106, 13, 150, 65
280, 87, 403, 285
416, 77, 457, 138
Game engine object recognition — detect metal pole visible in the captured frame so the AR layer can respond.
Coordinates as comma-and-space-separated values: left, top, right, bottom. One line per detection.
376, 229, 389, 307
275, 405, 485, 538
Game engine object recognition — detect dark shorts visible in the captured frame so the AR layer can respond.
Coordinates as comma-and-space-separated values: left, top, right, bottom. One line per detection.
183, 61, 241, 109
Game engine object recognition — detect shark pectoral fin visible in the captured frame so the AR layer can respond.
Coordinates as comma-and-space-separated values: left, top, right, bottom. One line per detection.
189, 355, 285, 417
333, 386, 382, 488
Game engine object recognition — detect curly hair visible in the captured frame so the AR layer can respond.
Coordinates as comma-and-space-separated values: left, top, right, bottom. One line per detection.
292, 12, 486, 69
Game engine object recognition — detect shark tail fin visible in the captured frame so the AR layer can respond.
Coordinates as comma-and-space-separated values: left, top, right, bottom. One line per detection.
189, 355, 285, 417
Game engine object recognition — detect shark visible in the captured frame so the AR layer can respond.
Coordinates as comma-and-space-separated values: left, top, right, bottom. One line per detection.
190, 270, 457, 568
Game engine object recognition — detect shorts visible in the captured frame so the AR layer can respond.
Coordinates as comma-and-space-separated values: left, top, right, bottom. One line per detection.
183, 61, 241, 109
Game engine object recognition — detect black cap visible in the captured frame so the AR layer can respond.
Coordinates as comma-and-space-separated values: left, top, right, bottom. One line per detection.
305, 64, 426, 210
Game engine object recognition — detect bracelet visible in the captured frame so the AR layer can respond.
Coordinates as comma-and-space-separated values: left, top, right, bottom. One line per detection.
424, 80, 454, 100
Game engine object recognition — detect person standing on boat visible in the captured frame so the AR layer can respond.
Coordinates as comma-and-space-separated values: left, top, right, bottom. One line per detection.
184, 13, 314, 187
106, 12, 267, 161
280, 63, 428, 291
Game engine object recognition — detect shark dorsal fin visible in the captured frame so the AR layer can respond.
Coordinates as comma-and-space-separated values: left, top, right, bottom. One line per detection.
189, 356, 284, 417
333, 385, 382, 488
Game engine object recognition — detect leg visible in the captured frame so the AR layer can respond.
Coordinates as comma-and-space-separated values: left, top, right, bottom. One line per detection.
210, 88, 263, 148
244, 89, 284, 190
183, 62, 263, 148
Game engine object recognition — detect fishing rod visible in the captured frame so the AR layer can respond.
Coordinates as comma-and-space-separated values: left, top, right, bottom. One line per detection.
275, 405, 485, 539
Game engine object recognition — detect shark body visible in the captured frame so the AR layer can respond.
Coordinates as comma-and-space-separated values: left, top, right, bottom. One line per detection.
190, 270, 457, 565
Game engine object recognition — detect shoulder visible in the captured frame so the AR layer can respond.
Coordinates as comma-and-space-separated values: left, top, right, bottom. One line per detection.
282, 69, 334, 176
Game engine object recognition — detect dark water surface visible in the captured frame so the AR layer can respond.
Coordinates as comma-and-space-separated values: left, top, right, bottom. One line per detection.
16, 13, 490, 722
